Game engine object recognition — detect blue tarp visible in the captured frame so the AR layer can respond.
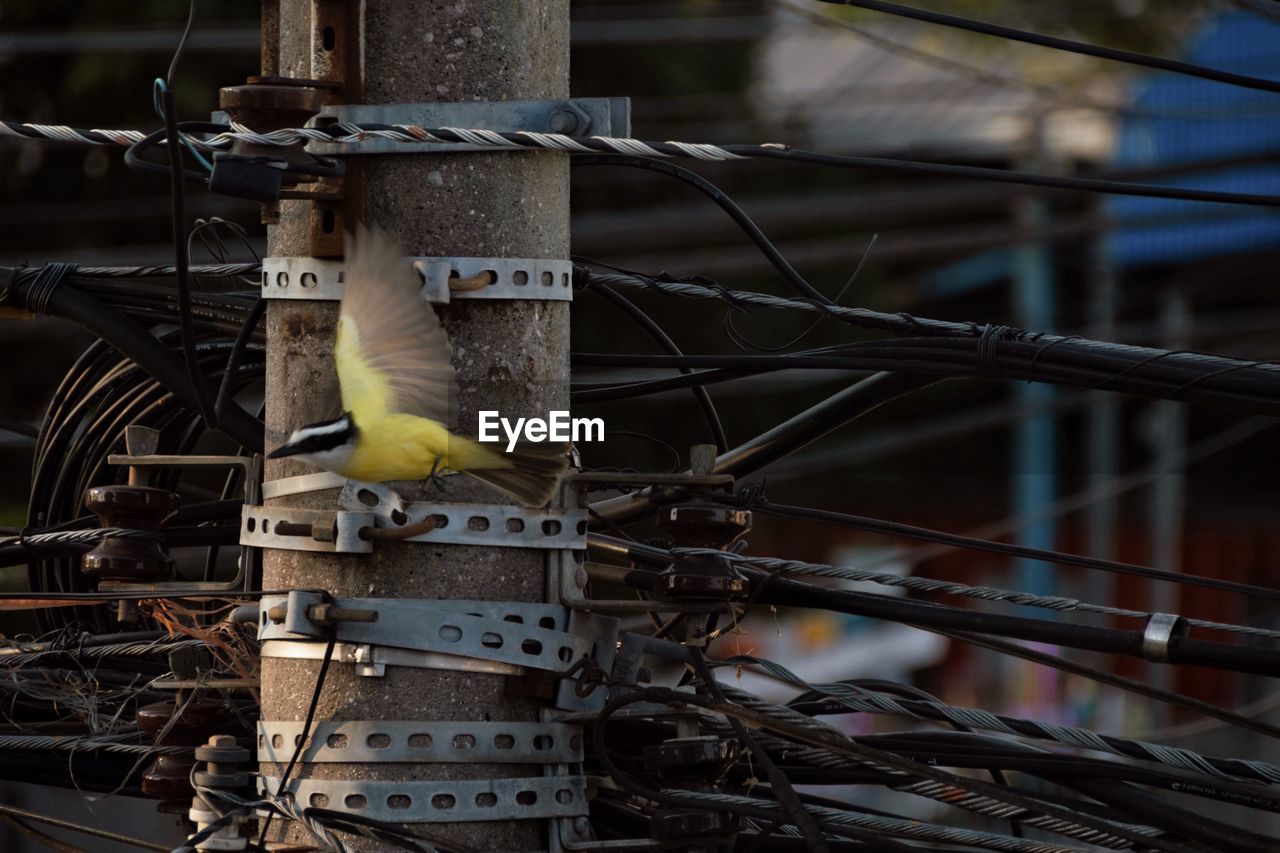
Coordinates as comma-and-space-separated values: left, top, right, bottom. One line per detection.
1108, 11, 1280, 267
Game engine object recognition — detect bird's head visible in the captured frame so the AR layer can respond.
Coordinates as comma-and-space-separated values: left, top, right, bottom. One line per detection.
268, 413, 358, 472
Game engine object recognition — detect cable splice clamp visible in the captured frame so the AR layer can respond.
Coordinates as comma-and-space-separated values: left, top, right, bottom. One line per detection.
1141, 613, 1187, 663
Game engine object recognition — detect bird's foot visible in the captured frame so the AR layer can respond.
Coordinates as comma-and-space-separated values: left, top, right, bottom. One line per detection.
425, 457, 449, 495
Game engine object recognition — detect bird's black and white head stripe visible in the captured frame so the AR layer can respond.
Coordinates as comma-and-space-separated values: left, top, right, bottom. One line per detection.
269, 414, 358, 458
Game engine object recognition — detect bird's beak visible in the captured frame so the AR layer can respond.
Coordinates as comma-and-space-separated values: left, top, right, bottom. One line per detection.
267, 441, 301, 459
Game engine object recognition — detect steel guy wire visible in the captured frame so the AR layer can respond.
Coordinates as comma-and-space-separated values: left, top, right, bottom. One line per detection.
703, 722, 1119, 845
6, 118, 1280, 206
662, 686, 1163, 850
716, 665, 1280, 786
0, 733, 185, 756
0, 638, 206, 667
671, 790, 1093, 853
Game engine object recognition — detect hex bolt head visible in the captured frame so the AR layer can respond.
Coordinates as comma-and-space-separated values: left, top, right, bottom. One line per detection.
549, 109, 580, 134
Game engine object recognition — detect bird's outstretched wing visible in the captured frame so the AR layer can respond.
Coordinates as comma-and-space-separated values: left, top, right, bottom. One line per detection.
335, 226, 457, 426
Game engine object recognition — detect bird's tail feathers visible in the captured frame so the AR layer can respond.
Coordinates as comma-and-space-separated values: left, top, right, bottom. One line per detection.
461, 441, 570, 507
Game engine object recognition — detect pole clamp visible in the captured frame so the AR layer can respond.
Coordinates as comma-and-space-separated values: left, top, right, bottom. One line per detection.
257, 720, 582, 764
339, 481, 586, 550
258, 596, 592, 674
1141, 613, 1187, 663
259, 256, 573, 302
239, 505, 373, 554
258, 774, 587, 823
260, 639, 524, 678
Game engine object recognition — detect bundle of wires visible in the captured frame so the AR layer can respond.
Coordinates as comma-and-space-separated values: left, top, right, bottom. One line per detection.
0, 264, 263, 634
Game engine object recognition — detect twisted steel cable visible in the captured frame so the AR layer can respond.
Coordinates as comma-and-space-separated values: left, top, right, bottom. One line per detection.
719, 667, 1280, 786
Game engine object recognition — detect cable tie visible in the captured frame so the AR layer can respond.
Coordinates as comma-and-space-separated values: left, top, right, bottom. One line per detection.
976, 323, 1012, 376
22, 262, 77, 315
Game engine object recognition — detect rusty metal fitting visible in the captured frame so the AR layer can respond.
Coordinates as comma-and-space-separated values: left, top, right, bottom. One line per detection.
188, 734, 253, 850
138, 699, 231, 812
81, 485, 180, 581
265, 601, 378, 626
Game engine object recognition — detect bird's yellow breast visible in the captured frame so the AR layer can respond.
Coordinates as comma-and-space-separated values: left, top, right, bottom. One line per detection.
339, 412, 508, 483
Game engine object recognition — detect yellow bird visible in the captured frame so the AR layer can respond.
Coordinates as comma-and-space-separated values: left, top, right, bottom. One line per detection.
268, 227, 568, 507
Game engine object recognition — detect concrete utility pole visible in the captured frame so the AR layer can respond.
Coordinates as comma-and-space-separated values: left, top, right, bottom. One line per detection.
260, 1, 570, 849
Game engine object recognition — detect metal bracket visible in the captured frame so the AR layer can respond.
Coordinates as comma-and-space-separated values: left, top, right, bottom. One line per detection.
554, 610, 620, 713
414, 258, 574, 303
102, 447, 262, 594
239, 505, 373, 554
259, 256, 574, 303
259, 774, 588, 823
262, 471, 347, 500
261, 640, 525, 678
258, 597, 591, 673
339, 481, 586, 550
257, 720, 582, 764
297, 97, 630, 155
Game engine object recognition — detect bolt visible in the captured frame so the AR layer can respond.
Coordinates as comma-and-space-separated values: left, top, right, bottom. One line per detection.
549, 109, 579, 134
574, 567, 588, 588
573, 816, 591, 835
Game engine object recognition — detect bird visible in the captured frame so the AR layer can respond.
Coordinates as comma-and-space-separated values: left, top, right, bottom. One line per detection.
267, 226, 569, 507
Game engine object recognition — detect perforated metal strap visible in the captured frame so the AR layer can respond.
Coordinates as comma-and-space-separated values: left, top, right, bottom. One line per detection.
260, 256, 573, 302
339, 481, 586, 550
239, 505, 373, 553
262, 471, 348, 500
257, 596, 590, 673
259, 775, 588, 823
258, 720, 582, 764
260, 640, 525, 678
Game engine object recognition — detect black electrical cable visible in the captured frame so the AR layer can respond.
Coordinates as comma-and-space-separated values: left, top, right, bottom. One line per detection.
835, 678, 1022, 838
726, 496, 1280, 602
572, 155, 833, 304
690, 649, 829, 853
823, 0, 1280, 96
937, 629, 1280, 741
596, 536, 1280, 677
587, 373, 941, 529
585, 279, 728, 452
725, 234, 878, 354
594, 686, 1196, 853
7, 279, 263, 451
1046, 776, 1280, 853
570, 338, 1280, 416
257, 626, 336, 847
592, 716, 916, 852
214, 297, 265, 425
156, 0, 215, 429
